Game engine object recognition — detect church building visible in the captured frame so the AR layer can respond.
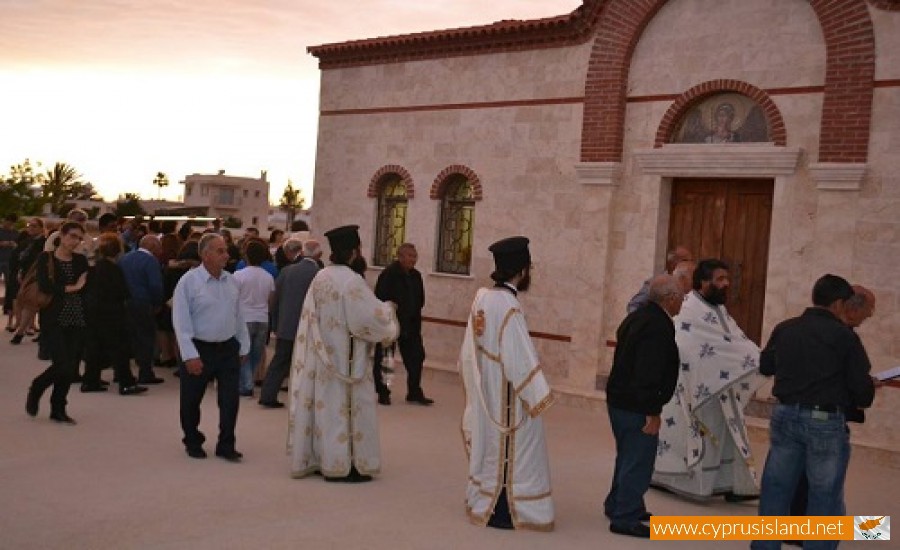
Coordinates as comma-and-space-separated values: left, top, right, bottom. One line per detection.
307, 0, 900, 458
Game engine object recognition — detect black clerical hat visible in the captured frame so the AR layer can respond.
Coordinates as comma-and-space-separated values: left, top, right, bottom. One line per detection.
324, 224, 361, 252
488, 236, 531, 274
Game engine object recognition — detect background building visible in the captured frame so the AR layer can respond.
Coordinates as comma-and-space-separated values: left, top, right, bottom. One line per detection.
307, 1, 900, 458
181, 169, 270, 229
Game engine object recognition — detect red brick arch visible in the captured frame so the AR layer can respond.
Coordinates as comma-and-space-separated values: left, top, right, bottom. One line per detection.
366, 164, 414, 199
581, 0, 875, 163
869, 0, 900, 11
654, 80, 787, 147
429, 165, 484, 200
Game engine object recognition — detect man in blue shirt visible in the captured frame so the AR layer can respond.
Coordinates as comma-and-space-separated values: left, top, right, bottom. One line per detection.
119, 235, 165, 384
172, 233, 250, 461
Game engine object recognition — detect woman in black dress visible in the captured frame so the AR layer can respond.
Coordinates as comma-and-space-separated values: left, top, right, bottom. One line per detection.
81, 233, 147, 396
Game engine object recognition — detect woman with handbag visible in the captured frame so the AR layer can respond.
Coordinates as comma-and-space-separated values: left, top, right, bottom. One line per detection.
10, 217, 46, 344
25, 221, 89, 425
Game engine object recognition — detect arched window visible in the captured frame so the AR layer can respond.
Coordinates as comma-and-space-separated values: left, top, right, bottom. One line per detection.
373, 175, 408, 266
436, 174, 474, 275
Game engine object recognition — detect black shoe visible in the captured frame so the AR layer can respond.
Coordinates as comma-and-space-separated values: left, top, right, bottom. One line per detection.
80, 383, 108, 393
610, 522, 651, 538
99, 380, 110, 386
378, 393, 391, 406
724, 492, 759, 503
137, 376, 165, 385
606, 511, 653, 522
406, 395, 434, 406
10, 334, 23, 344
49, 411, 77, 425
239, 390, 254, 398
215, 449, 243, 462
119, 385, 148, 396
26, 387, 40, 417
325, 472, 373, 483
487, 516, 515, 530
186, 447, 207, 459
259, 400, 285, 409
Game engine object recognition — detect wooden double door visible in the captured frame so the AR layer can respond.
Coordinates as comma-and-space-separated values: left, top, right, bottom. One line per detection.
668, 178, 774, 344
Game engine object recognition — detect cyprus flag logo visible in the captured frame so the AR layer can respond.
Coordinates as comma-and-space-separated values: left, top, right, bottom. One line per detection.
854, 516, 890, 541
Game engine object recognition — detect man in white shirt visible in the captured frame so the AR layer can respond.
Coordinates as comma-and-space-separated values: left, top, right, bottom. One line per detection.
232, 240, 275, 398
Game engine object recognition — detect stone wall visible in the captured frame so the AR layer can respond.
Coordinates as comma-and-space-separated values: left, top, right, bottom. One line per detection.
309, 0, 900, 455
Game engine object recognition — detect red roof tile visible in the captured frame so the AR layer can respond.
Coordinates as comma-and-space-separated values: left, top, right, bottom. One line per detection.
307, 1, 602, 68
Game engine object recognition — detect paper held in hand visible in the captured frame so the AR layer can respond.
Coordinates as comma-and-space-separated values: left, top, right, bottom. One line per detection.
874, 366, 900, 382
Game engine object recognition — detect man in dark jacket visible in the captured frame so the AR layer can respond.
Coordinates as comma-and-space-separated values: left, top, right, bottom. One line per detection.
373, 243, 432, 405
604, 274, 684, 538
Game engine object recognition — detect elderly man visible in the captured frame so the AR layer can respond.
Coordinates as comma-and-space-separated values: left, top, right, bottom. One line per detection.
605, 275, 684, 539
288, 225, 398, 482
172, 233, 250, 461
459, 236, 555, 531
652, 259, 762, 502
258, 238, 320, 408
372, 242, 432, 406
752, 275, 876, 550
119, 235, 165, 384
626, 245, 693, 313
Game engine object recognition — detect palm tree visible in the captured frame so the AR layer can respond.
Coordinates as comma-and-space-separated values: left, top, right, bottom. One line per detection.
279, 180, 305, 231
41, 162, 92, 215
152, 171, 170, 199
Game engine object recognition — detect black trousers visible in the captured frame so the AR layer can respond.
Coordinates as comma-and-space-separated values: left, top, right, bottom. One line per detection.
126, 302, 157, 379
83, 317, 137, 388
259, 337, 293, 404
179, 338, 240, 452
373, 333, 426, 398
31, 326, 86, 413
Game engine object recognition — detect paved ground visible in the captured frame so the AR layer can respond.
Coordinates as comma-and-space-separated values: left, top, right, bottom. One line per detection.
1, 333, 895, 549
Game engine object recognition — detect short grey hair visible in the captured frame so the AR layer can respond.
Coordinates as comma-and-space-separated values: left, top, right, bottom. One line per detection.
647, 274, 682, 304
67, 208, 88, 223
845, 292, 868, 311
198, 233, 223, 257
303, 239, 322, 258
282, 237, 303, 257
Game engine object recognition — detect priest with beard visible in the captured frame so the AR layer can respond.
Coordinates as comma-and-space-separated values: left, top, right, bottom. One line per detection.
652, 259, 762, 502
287, 225, 399, 482
458, 236, 555, 531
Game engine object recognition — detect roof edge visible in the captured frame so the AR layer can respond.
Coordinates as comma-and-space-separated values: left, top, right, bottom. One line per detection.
307, 1, 603, 69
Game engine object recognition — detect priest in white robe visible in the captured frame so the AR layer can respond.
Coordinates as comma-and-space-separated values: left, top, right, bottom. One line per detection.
652, 259, 762, 501
459, 236, 555, 531
288, 225, 398, 482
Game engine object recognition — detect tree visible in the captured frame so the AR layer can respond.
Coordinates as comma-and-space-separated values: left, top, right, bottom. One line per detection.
40, 162, 96, 215
279, 180, 305, 231
0, 159, 44, 215
114, 193, 146, 217
152, 171, 169, 199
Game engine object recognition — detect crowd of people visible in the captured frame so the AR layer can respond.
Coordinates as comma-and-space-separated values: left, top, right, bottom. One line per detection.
2, 209, 311, 425
1, 212, 885, 546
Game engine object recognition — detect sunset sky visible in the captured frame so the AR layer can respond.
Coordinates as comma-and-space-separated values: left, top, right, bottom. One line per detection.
0, 0, 580, 207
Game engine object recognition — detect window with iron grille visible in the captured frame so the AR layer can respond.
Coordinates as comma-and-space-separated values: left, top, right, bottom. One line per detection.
436, 174, 474, 275
373, 175, 407, 266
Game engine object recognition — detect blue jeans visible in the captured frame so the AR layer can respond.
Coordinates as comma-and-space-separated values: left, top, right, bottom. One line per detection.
751, 404, 850, 550
604, 405, 658, 527
239, 321, 268, 394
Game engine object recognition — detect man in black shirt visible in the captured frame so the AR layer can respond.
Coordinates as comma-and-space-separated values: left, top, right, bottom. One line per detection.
604, 274, 684, 538
751, 274, 877, 550
372, 243, 432, 405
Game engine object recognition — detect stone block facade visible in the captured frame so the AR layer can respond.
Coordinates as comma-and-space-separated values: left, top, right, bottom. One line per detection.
308, 0, 900, 457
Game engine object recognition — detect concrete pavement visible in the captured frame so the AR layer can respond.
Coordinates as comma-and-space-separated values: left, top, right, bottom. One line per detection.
0, 334, 894, 549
